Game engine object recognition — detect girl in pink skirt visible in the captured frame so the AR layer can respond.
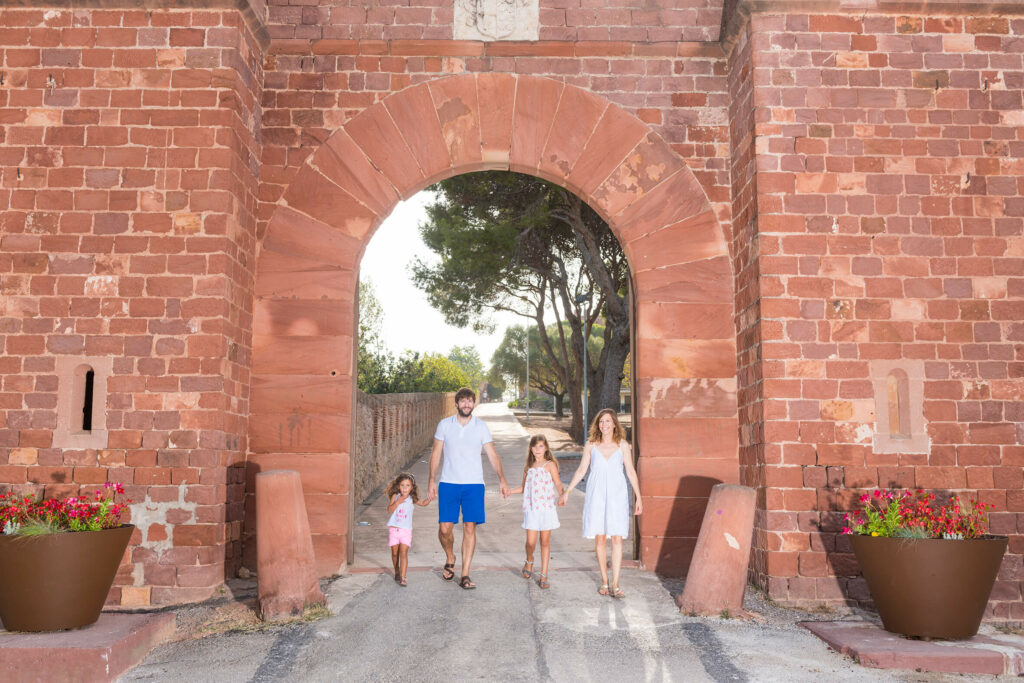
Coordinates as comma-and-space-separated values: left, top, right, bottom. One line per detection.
385, 472, 431, 586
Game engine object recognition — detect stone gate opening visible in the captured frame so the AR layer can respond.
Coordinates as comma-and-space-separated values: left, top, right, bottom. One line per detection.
247, 73, 739, 577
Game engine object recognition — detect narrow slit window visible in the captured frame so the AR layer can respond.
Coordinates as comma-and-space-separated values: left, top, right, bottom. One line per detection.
55, 357, 110, 449
82, 369, 95, 432
887, 369, 910, 439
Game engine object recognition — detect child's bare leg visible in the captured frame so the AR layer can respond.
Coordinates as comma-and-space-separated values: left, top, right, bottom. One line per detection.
594, 535, 608, 590
391, 544, 400, 578
525, 529, 537, 563
539, 530, 551, 579
398, 544, 409, 583
610, 535, 623, 590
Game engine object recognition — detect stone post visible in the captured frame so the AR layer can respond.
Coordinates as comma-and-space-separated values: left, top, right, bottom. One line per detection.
256, 470, 325, 620
676, 484, 756, 615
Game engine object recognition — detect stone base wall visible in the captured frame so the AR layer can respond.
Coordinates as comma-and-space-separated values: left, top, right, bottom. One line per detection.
353, 392, 455, 504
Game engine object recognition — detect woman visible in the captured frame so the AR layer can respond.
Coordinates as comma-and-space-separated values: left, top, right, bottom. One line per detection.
559, 409, 642, 598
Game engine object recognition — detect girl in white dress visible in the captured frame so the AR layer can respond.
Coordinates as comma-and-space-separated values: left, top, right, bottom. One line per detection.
560, 409, 642, 598
511, 435, 563, 589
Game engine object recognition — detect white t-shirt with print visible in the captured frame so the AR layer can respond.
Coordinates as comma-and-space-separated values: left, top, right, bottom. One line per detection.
387, 496, 414, 529
434, 415, 493, 485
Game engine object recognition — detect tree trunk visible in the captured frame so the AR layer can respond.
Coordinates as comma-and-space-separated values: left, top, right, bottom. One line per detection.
553, 392, 565, 418
567, 378, 584, 443
596, 322, 630, 414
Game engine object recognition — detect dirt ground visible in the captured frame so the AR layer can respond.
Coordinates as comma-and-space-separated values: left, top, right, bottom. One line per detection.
516, 412, 581, 451
515, 411, 632, 451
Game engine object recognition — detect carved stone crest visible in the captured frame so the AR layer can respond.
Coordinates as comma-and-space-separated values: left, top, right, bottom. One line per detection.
453, 0, 539, 42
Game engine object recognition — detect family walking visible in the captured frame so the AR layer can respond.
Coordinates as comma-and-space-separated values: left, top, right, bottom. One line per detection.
385, 388, 642, 597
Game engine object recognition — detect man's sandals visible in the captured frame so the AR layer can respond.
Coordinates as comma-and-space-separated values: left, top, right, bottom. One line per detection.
459, 576, 476, 589
441, 562, 456, 581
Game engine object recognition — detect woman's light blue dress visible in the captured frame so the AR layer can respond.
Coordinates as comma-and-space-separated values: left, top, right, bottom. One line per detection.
582, 445, 630, 539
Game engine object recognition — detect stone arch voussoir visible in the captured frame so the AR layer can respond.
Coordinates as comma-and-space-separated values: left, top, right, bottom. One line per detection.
250, 73, 738, 577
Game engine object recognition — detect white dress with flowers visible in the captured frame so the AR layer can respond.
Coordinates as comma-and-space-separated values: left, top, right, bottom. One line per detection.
522, 466, 560, 531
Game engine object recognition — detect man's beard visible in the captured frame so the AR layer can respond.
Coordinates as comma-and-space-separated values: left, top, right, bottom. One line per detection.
458, 405, 473, 418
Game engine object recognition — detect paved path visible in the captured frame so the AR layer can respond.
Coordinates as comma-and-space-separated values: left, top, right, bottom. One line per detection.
123, 405, 1002, 682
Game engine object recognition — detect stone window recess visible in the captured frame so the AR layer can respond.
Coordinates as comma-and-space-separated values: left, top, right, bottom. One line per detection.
53, 357, 112, 450
870, 360, 929, 455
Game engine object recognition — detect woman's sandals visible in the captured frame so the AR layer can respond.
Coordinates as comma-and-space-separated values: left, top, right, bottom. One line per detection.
441, 562, 456, 581
611, 586, 625, 598
521, 561, 533, 579
598, 584, 610, 596
536, 573, 549, 589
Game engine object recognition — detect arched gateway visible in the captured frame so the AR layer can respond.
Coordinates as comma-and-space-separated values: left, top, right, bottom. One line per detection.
248, 74, 738, 576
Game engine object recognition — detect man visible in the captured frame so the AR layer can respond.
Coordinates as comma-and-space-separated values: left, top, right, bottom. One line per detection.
428, 387, 510, 589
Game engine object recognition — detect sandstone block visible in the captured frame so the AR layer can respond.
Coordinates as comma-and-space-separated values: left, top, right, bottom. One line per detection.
676, 484, 756, 616
256, 470, 325, 621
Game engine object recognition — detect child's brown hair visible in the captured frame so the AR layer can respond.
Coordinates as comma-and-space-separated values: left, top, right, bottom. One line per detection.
385, 472, 421, 503
524, 434, 558, 476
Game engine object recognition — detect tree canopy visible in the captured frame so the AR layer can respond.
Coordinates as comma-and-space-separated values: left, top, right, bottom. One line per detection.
489, 322, 603, 418
356, 280, 474, 394
447, 345, 485, 390
413, 172, 631, 440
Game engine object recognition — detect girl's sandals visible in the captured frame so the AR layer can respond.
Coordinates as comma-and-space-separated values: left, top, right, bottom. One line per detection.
459, 575, 476, 589
537, 573, 549, 589
611, 586, 625, 598
399, 577, 408, 587
598, 584, 610, 596
521, 561, 533, 579
441, 562, 456, 581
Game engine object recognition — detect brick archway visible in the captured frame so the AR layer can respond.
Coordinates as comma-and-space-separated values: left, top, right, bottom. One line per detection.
249, 74, 737, 576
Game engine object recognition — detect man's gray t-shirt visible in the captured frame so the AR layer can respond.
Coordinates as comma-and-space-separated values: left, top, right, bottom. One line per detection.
434, 415, 493, 485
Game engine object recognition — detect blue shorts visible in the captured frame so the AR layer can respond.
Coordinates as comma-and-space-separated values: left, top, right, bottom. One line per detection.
438, 483, 486, 525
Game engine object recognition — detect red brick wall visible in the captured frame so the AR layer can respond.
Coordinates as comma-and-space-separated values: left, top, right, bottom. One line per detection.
745, 11, 1024, 617
263, 0, 725, 42
352, 391, 456, 504
0, 6, 263, 606
4, 1, 1024, 618
726, 19, 766, 564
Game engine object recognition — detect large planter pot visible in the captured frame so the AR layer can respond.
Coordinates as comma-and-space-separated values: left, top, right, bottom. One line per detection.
851, 534, 1007, 639
0, 524, 134, 632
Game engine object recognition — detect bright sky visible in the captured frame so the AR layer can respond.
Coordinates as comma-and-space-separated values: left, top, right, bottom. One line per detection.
359, 191, 524, 366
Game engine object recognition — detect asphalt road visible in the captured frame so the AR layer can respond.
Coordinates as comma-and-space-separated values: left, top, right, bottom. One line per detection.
122, 567, 998, 683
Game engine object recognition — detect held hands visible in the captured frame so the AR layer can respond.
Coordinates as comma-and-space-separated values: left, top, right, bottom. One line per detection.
428, 480, 438, 502
558, 491, 568, 507
499, 479, 511, 499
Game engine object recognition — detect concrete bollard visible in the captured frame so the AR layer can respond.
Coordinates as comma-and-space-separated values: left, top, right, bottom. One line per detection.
256, 469, 326, 620
677, 483, 756, 616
